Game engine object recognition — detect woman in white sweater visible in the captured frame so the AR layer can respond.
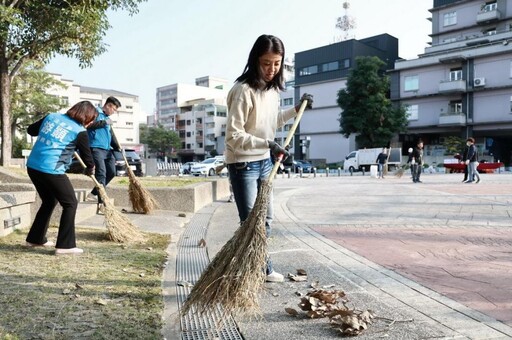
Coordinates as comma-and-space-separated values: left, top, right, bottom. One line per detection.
225, 34, 312, 282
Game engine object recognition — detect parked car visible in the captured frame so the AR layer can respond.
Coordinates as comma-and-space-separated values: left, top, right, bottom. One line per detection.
181, 161, 198, 175
293, 160, 313, 173
113, 149, 144, 177
190, 157, 227, 176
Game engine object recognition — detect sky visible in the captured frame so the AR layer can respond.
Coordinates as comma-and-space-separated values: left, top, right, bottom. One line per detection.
45, 0, 433, 116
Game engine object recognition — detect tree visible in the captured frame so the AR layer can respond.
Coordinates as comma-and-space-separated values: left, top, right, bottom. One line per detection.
139, 124, 181, 159
335, 1, 356, 42
10, 60, 66, 147
337, 56, 408, 148
0, 0, 146, 166
443, 136, 465, 156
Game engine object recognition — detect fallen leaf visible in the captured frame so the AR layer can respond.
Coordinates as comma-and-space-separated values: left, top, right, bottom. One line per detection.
198, 238, 206, 247
297, 268, 307, 276
285, 308, 299, 316
95, 298, 108, 306
177, 280, 193, 287
75, 283, 84, 289
62, 289, 71, 295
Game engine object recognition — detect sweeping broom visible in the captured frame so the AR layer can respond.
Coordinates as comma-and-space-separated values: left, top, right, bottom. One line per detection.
111, 129, 158, 214
181, 99, 309, 317
73, 152, 145, 243
121, 149, 158, 214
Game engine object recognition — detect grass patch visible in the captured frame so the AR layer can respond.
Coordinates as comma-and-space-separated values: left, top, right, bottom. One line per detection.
0, 227, 170, 340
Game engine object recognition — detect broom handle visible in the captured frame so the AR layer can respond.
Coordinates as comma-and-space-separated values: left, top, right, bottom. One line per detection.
268, 99, 309, 182
73, 151, 102, 188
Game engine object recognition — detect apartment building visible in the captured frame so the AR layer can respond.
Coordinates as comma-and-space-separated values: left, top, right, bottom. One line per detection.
391, 0, 512, 165
292, 34, 400, 164
154, 76, 229, 162
47, 73, 143, 151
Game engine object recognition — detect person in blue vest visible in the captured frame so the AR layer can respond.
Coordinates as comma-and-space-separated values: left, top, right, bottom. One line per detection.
25, 101, 97, 255
87, 96, 122, 211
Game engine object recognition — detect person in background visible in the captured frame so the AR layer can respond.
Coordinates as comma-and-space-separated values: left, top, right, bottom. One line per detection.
25, 101, 97, 255
460, 143, 470, 182
87, 96, 122, 212
225, 34, 313, 283
375, 148, 388, 179
465, 137, 480, 184
411, 140, 424, 183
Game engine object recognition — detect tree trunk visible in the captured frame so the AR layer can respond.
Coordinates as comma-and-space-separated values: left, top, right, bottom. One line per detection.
0, 57, 11, 166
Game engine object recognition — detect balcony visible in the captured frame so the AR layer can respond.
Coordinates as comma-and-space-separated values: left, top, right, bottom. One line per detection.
438, 79, 466, 93
439, 112, 466, 126
477, 9, 501, 24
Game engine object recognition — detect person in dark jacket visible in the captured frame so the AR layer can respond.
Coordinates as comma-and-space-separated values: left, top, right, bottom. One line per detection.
26, 101, 97, 255
460, 144, 469, 182
464, 137, 480, 184
411, 140, 424, 183
375, 148, 388, 179
87, 96, 122, 210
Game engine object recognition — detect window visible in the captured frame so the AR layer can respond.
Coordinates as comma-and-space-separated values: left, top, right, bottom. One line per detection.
283, 98, 293, 106
126, 105, 133, 109
449, 101, 463, 113
126, 122, 133, 126
406, 104, 418, 120
443, 37, 457, 44
186, 132, 191, 137
483, 28, 496, 35
449, 68, 462, 81
342, 58, 350, 69
482, 1, 497, 12
126, 138, 133, 142
509, 96, 512, 112
299, 65, 318, 76
404, 75, 419, 91
444, 11, 457, 26
322, 61, 339, 72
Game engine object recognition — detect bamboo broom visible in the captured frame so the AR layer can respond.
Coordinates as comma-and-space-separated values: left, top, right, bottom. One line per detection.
121, 149, 159, 214
181, 99, 309, 317
74, 152, 145, 243
111, 129, 158, 214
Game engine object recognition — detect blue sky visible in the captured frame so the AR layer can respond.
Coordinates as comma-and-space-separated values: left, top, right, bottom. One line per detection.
45, 0, 433, 116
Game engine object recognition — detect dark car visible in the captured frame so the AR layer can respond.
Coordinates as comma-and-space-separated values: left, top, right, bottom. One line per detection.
113, 149, 143, 177
66, 149, 143, 177
292, 160, 313, 173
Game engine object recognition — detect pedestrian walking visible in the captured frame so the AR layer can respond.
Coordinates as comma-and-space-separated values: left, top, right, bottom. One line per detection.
375, 148, 388, 179
464, 137, 480, 184
411, 140, 424, 183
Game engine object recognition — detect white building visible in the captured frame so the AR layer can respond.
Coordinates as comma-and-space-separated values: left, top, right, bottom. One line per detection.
155, 76, 229, 161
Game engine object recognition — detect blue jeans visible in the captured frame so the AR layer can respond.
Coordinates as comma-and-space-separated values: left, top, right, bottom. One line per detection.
468, 161, 480, 182
90, 148, 116, 203
228, 158, 274, 274
377, 163, 384, 177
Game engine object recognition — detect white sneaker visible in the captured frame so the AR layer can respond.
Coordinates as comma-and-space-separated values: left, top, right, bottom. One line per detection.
55, 247, 84, 255
265, 271, 284, 282
86, 193, 97, 202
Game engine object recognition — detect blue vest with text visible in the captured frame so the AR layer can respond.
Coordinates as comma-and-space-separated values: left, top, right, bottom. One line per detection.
27, 113, 85, 174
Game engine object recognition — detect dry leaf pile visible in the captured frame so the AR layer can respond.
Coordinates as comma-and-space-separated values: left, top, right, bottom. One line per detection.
284, 269, 375, 336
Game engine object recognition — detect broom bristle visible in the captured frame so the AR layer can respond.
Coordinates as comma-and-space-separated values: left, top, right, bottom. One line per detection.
126, 167, 158, 214
96, 185, 145, 243
180, 180, 272, 317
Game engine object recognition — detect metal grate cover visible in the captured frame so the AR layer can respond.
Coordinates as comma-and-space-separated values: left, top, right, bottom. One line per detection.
176, 205, 244, 340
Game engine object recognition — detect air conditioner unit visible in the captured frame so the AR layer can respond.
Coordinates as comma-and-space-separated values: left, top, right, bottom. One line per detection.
474, 77, 486, 87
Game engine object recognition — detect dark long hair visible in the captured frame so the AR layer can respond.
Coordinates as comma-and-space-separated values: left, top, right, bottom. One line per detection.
236, 34, 285, 91
67, 101, 97, 126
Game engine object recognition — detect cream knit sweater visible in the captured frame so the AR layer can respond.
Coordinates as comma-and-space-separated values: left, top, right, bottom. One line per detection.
225, 82, 297, 164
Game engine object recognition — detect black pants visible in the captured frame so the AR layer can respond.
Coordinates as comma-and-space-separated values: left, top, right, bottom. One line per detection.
27, 168, 78, 249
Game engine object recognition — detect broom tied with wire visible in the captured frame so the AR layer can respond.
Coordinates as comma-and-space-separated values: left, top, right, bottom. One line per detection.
181, 99, 310, 317
74, 152, 145, 243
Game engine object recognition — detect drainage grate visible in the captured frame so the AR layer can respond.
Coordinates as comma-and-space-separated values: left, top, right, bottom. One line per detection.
176, 206, 244, 340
